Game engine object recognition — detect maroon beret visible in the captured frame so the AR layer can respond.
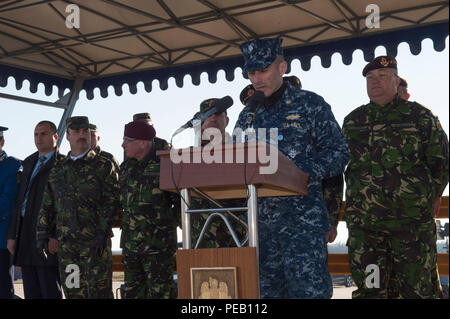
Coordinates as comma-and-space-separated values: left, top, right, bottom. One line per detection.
124, 120, 156, 141
363, 55, 398, 76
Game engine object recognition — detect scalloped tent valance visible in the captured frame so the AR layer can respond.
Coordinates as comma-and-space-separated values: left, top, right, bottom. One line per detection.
81, 22, 450, 100
1, 22, 447, 100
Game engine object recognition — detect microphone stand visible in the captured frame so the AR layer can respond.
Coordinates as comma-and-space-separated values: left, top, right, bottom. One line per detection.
242, 91, 264, 264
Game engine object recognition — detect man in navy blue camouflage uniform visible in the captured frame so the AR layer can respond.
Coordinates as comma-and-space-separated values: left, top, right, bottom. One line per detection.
234, 38, 349, 298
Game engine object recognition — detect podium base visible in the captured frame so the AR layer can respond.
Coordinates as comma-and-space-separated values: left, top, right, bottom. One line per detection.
176, 247, 259, 299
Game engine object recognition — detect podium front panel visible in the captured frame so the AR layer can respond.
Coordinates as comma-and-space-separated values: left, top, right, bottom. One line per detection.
176, 247, 259, 299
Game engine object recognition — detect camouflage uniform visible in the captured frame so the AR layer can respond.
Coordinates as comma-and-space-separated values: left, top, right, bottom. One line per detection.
240, 78, 344, 228
189, 100, 248, 249
235, 40, 349, 297
119, 152, 180, 299
88, 123, 120, 171
343, 96, 449, 299
94, 145, 120, 171
36, 149, 120, 299
322, 174, 344, 228
91, 146, 122, 228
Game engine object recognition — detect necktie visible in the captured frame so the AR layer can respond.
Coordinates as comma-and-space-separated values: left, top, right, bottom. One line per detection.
21, 156, 46, 216
30, 156, 45, 181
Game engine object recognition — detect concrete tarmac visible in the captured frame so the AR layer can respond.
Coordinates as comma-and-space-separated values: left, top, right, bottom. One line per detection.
13, 276, 356, 299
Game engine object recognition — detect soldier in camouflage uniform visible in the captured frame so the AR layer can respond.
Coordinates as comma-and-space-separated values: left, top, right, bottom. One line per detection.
190, 98, 247, 249
89, 123, 122, 228
120, 120, 179, 298
121, 113, 170, 170
389, 77, 443, 299
240, 78, 344, 243
36, 116, 120, 299
89, 123, 120, 170
132, 113, 170, 163
234, 38, 349, 298
343, 56, 449, 299
322, 175, 344, 242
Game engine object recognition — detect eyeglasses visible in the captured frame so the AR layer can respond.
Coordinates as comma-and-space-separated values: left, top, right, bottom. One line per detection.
122, 137, 138, 144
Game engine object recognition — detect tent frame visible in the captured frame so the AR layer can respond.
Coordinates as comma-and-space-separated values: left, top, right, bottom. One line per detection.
0, 1, 448, 79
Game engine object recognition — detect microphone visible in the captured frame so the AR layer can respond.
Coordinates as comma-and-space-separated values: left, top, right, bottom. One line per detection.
172, 95, 234, 137
245, 90, 265, 128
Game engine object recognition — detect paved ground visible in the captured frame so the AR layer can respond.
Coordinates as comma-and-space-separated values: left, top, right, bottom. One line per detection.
13, 281, 125, 299
13, 272, 125, 299
13, 273, 356, 299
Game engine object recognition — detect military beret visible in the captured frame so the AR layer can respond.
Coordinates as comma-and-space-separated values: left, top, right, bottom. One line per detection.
0, 126, 8, 138
66, 116, 89, 130
124, 120, 156, 141
133, 113, 152, 123
399, 77, 408, 88
88, 123, 98, 132
362, 55, 398, 76
240, 38, 283, 75
200, 98, 227, 115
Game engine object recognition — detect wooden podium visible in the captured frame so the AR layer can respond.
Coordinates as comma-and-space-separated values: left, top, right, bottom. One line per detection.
157, 142, 308, 299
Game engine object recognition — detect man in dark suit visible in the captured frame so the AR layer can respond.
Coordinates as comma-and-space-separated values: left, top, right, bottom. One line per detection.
7, 121, 64, 299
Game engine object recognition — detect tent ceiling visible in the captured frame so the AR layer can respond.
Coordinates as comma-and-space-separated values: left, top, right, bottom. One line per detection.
0, 0, 448, 98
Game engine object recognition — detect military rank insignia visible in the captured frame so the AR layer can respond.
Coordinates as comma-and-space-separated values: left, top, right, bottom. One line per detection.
380, 57, 389, 67
285, 114, 300, 120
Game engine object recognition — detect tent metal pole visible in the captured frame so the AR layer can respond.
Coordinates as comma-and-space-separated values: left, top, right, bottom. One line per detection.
56, 77, 84, 146
0, 92, 68, 109
0, 77, 84, 147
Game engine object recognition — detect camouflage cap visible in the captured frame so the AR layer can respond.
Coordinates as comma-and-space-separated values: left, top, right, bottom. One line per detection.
199, 98, 227, 115
363, 55, 398, 76
66, 116, 89, 130
240, 38, 283, 75
133, 113, 152, 122
88, 123, 98, 132
0, 126, 8, 138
